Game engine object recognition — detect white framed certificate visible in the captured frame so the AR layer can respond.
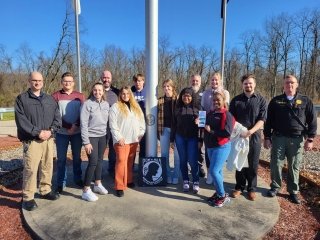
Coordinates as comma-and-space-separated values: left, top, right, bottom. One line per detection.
198, 110, 206, 127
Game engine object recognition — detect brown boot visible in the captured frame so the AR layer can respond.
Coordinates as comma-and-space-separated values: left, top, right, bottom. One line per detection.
248, 191, 256, 201
231, 189, 242, 198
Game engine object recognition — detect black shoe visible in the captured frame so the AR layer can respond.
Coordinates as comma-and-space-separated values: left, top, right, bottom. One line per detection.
199, 167, 206, 178
289, 194, 301, 204
23, 199, 38, 211
56, 186, 63, 194
116, 190, 124, 197
127, 183, 135, 188
267, 188, 278, 197
75, 179, 84, 188
41, 191, 60, 200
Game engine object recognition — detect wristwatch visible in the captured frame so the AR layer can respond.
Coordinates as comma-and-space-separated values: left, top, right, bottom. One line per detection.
307, 138, 314, 143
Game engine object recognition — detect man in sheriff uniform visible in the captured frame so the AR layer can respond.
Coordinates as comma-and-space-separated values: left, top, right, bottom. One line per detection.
263, 74, 317, 204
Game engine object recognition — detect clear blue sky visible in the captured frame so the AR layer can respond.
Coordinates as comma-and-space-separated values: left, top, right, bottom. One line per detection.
0, 0, 319, 56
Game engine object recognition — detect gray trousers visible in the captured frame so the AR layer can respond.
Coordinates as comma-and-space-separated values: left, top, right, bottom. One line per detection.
270, 135, 304, 194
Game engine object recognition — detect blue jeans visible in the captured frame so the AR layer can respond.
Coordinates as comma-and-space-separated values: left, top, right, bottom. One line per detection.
175, 134, 199, 182
56, 133, 82, 188
207, 142, 231, 196
160, 128, 180, 180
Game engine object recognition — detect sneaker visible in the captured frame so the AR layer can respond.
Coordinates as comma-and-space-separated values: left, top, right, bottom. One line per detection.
214, 194, 231, 208
207, 192, 219, 204
167, 177, 172, 184
93, 184, 108, 195
82, 188, 98, 202
199, 167, 206, 178
193, 182, 200, 194
183, 180, 190, 192
267, 188, 278, 197
206, 172, 213, 185
172, 178, 179, 185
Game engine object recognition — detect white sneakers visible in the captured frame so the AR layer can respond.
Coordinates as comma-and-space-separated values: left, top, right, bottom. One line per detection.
93, 184, 109, 195
206, 172, 213, 185
82, 184, 108, 202
82, 188, 98, 202
183, 180, 190, 192
193, 182, 200, 194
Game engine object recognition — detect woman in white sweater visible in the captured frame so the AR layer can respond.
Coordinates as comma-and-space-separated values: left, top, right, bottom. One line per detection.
109, 86, 146, 197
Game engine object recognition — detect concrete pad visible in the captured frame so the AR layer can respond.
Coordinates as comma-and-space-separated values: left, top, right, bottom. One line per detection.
23, 161, 280, 240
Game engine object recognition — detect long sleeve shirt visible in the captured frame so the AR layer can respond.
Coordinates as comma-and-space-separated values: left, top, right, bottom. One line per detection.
80, 98, 109, 145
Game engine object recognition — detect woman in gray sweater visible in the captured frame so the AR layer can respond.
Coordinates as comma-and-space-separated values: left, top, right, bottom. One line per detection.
80, 82, 110, 202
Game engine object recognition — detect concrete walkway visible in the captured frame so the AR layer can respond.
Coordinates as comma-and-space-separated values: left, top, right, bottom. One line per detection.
22, 161, 280, 240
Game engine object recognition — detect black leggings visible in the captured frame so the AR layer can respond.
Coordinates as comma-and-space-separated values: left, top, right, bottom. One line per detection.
84, 136, 107, 187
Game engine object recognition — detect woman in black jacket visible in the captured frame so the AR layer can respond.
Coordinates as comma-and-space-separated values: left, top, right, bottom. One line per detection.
171, 87, 201, 193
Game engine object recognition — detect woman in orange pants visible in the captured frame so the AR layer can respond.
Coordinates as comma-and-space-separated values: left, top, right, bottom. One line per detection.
109, 86, 146, 197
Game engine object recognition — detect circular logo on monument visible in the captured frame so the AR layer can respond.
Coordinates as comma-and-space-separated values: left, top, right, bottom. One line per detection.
143, 159, 163, 185
146, 114, 155, 126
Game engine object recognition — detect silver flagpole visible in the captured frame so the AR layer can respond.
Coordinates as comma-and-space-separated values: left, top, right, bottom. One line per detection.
145, 0, 158, 157
220, 0, 227, 88
74, 0, 82, 92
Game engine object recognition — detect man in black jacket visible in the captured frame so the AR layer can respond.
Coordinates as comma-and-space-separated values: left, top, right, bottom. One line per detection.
101, 70, 119, 177
15, 71, 61, 211
263, 75, 317, 204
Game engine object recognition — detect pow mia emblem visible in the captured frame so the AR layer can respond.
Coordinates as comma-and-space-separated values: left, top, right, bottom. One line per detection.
146, 114, 155, 126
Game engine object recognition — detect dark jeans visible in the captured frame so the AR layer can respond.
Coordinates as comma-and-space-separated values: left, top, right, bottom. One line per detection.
106, 128, 116, 173
84, 136, 107, 187
175, 134, 199, 182
198, 143, 210, 169
56, 133, 82, 188
138, 135, 146, 159
235, 133, 261, 192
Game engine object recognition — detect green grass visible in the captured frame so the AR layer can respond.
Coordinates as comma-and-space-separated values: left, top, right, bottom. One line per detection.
0, 112, 15, 121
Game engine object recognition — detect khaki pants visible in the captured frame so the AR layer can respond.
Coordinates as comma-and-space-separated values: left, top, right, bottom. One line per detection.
114, 143, 138, 190
23, 138, 54, 201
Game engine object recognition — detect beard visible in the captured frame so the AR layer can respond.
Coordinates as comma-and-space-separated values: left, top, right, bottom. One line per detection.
191, 85, 200, 93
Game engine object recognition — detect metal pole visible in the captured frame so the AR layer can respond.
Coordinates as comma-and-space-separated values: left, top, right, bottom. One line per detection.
220, 0, 227, 88
145, 0, 158, 157
74, 0, 82, 92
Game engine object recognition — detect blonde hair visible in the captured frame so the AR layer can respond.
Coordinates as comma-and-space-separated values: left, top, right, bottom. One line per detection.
162, 79, 177, 98
117, 86, 143, 118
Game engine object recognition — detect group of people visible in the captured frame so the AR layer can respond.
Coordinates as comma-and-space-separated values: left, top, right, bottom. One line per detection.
15, 70, 317, 211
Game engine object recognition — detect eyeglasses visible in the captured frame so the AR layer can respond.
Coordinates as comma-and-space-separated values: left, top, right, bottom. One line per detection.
62, 81, 74, 84
31, 79, 43, 83
182, 94, 192, 98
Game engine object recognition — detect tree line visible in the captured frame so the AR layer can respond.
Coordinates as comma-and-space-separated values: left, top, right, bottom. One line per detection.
0, 8, 319, 107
